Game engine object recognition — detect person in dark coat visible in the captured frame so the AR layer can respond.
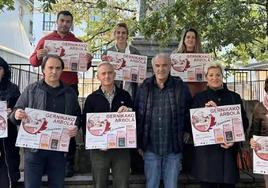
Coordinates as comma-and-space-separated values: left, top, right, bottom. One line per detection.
190, 63, 249, 188
0, 56, 21, 188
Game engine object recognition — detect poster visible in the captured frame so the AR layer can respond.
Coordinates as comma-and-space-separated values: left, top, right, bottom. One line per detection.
16, 108, 77, 152
170, 53, 212, 82
0, 101, 7, 138
85, 112, 136, 149
107, 51, 147, 83
253, 135, 268, 175
190, 104, 245, 146
44, 40, 88, 72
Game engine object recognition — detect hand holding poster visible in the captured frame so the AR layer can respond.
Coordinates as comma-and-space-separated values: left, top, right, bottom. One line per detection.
170, 53, 212, 82
44, 40, 88, 72
253, 135, 268, 175
107, 51, 147, 83
0, 101, 7, 138
190, 104, 245, 146
86, 112, 136, 149
16, 108, 77, 152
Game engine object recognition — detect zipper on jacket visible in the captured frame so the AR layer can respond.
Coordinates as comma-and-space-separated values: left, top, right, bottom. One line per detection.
3, 139, 12, 188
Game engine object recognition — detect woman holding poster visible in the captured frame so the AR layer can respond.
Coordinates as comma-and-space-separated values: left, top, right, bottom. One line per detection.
0, 57, 21, 188
190, 63, 248, 188
250, 77, 268, 188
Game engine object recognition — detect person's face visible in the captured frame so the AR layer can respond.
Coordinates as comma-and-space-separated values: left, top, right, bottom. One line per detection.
0, 67, 5, 80
153, 57, 171, 82
114, 26, 128, 45
56, 14, 73, 35
184, 31, 196, 51
43, 58, 63, 84
97, 64, 116, 87
206, 67, 223, 89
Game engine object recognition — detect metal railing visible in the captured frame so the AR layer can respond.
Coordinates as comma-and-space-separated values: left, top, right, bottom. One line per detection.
9, 64, 268, 102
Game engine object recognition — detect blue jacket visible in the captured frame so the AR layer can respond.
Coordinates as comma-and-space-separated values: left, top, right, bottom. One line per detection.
134, 75, 191, 153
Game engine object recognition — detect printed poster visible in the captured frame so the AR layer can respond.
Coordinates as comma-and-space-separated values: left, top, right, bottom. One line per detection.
0, 101, 7, 138
107, 51, 147, 83
253, 135, 268, 175
86, 112, 136, 149
190, 104, 245, 146
44, 40, 88, 72
16, 108, 77, 152
170, 53, 212, 82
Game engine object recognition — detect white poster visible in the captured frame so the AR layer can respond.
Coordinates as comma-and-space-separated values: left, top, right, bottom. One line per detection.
86, 112, 136, 149
253, 135, 268, 175
171, 53, 212, 82
44, 40, 88, 72
107, 51, 147, 83
190, 104, 245, 146
16, 108, 77, 152
0, 101, 7, 138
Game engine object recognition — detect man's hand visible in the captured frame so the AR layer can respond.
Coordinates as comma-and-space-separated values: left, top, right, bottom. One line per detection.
15, 109, 27, 120
250, 138, 258, 149
205, 100, 217, 107
68, 126, 78, 138
117, 106, 132, 113
220, 142, 234, 149
37, 49, 48, 60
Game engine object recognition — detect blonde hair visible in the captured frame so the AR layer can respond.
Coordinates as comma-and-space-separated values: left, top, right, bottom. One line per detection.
205, 62, 225, 76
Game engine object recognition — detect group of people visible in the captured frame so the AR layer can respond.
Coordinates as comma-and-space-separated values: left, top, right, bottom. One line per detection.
0, 9, 267, 188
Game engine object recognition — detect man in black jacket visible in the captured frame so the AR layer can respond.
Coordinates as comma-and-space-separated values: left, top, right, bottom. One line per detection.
83, 62, 132, 188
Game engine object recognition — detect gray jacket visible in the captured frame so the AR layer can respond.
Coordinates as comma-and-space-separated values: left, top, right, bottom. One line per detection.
10, 80, 81, 127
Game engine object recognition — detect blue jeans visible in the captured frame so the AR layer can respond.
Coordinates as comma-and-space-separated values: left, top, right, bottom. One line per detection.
24, 149, 66, 188
144, 151, 182, 188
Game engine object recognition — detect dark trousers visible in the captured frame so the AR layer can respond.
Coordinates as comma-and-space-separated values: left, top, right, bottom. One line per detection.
200, 182, 235, 188
67, 84, 79, 167
91, 149, 130, 188
0, 155, 12, 188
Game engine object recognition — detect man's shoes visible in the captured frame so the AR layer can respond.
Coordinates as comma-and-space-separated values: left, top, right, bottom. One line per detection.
65, 164, 74, 177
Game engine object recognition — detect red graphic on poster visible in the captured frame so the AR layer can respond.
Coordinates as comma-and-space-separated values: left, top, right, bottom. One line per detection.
87, 118, 111, 136
22, 116, 48, 135
254, 137, 268, 161
191, 111, 216, 132
171, 58, 190, 72
0, 115, 6, 136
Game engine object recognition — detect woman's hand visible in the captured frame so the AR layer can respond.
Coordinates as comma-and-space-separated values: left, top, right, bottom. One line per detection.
205, 100, 217, 107
250, 138, 257, 149
220, 142, 234, 149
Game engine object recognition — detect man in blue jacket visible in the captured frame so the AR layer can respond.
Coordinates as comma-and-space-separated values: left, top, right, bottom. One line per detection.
134, 53, 191, 188
83, 62, 133, 188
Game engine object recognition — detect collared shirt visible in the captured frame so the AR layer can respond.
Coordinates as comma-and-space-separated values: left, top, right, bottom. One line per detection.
101, 86, 116, 109
147, 78, 173, 155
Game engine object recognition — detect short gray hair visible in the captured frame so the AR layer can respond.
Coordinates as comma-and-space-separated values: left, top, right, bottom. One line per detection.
151, 53, 171, 66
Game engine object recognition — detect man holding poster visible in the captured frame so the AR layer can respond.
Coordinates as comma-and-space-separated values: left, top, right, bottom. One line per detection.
30, 10, 92, 177
10, 55, 81, 188
134, 53, 192, 188
83, 62, 133, 188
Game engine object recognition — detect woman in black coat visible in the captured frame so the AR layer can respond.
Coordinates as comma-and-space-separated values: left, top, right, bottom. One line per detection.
0, 57, 21, 188
190, 63, 249, 188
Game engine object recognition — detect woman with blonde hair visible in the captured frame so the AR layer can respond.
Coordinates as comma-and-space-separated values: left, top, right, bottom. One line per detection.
190, 63, 248, 188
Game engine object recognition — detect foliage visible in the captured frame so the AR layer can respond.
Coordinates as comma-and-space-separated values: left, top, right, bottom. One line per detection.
140, 0, 267, 66
0, 0, 15, 10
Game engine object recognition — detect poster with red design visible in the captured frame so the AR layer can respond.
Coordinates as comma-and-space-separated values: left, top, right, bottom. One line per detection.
253, 135, 268, 175
85, 112, 136, 149
0, 101, 7, 138
190, 104, 245, 146
107, 51, 147, 83
44, 40, 88, 72
16, 108, 77, 152
170, 53, 212, 82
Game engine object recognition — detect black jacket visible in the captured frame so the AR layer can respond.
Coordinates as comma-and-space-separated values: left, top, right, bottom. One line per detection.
82, 85, 133, 134
1, 81, 21, 184
190, 86, 249, 184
